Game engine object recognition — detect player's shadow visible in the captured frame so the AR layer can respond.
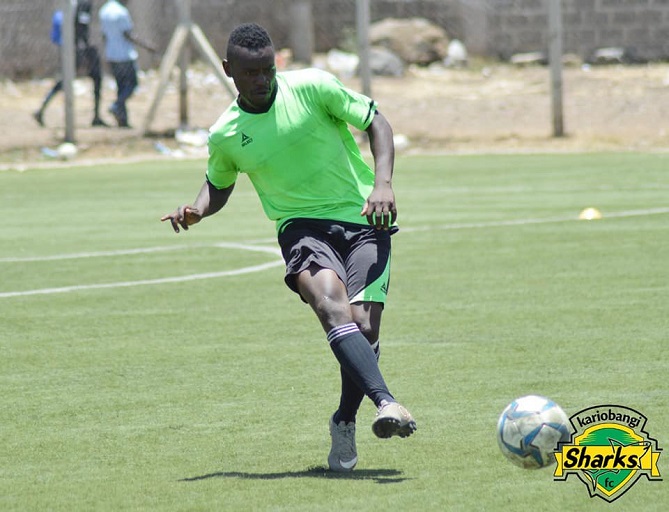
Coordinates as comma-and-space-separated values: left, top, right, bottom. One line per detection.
180, 466, 408, 484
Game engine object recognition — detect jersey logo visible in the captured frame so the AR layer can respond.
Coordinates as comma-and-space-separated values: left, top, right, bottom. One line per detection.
241, 132, 253, 147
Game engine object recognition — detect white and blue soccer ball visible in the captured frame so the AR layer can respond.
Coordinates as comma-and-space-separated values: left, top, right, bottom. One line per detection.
496, 395, 570, 469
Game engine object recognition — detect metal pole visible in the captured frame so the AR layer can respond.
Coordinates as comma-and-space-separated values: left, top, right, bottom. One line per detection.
548, 0, 564, 137
289, 0, 314, 65
178, 0, 191, 128
61, 0, 77, 143
356, 0, 372, 97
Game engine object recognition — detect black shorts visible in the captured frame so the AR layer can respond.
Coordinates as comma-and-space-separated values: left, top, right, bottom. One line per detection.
278, 218, 397, 304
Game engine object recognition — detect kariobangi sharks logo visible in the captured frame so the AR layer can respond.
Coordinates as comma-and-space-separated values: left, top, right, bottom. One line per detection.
554, 405, 662, 502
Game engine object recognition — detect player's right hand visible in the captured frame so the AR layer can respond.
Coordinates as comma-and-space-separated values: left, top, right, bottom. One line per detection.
160, 205, 202, 233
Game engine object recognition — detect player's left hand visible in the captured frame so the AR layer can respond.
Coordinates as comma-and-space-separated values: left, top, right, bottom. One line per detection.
361, 185, 397, 230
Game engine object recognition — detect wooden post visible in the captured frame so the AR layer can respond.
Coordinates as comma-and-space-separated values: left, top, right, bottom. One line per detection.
548, 0, 564, 137
177, 0, 191, 128
142, 24, 190, 134
356, 0, 372, 97
61, 0, 77, 143
289, 0, 314, 64
189, 24, 236, 96
142, 0, 235, 134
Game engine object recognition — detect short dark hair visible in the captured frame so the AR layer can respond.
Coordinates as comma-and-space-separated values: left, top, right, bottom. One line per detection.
227, 23, 273, 56
77, 0, 92, 12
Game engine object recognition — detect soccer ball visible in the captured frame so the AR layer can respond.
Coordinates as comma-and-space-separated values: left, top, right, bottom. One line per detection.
496, 395, 570, 469
56, 142, 78, 160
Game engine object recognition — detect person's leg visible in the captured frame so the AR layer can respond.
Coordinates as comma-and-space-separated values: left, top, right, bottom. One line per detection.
33, 80, 63, 126
113, 61, 138, 127
333, 224, 393, 424
322, 294, 413, 470
327, 302, 380, 471
332, 226, 415, 440
334, 302, 382, 424
109, 62, 122, 123
109, 62, 132, 126
295, 265, 395, 409
86, 48, 107, 126
279, 220, 415, 472
298, 266, 405, 471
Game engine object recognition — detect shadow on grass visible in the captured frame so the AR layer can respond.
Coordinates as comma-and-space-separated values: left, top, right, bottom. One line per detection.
180, 465, 409, 484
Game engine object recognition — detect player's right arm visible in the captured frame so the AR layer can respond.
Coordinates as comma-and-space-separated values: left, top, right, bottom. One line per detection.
164, 116, 239, 233
161, 180, 235, 233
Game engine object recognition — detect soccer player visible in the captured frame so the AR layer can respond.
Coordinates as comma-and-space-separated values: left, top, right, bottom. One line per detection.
161, 23, 416, 472
33, 0, 108, 128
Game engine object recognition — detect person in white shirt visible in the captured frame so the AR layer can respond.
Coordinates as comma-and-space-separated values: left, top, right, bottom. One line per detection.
99, 0, 155, 127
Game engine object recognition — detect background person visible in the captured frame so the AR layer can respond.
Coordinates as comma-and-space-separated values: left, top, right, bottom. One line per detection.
161, 23, 416, 473
33, 0, 108, 128
99, 0, 156, 128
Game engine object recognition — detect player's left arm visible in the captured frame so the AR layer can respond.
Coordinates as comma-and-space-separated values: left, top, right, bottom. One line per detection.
362, 110, 397, 230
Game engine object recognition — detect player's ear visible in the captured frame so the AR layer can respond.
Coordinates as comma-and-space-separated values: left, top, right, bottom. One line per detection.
222, 59, 232, 77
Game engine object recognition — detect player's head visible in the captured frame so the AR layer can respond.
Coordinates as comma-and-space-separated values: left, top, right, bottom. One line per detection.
77, 0, 92, 13
223, 23, 277, 113
226, 23, 273, 56
75, 0, 93, 41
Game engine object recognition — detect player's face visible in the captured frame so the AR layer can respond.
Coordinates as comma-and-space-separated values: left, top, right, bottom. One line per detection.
224, 45, 277, 113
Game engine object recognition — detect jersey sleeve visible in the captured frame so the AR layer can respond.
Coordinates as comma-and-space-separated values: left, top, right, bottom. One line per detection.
314, 70, 377, 131
206, 135, 238, 189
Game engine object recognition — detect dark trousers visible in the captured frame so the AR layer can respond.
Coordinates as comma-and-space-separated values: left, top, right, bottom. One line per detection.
109, 60, 138, 125
39, 46, 103, 119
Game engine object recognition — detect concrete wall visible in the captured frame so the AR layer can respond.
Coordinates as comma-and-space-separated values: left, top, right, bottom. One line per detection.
2, 0, 669, 80
485, 0, 669, 61
0, 0, 158, 79
0, 1, 60, 80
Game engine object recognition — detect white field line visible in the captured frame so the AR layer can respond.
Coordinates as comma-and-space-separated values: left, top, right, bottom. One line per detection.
0, 241, 281, 263
0, 245, 191, 263
1, 207, 667, 298
0, 261, 285, 299
401, 207, 669, 233
0, 242, 283, 299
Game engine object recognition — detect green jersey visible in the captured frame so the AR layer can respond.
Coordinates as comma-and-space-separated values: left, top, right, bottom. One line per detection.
207, 68, 378, 233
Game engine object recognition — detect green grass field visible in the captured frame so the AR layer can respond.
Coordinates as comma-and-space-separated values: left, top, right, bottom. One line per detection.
1, 153, 667, 511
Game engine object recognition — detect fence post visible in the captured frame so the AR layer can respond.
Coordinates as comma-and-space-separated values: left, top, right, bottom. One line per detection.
356, 0, 371, 97
548, 0, 564, 137
61, 0, 77, 143
289, 0, 314, 64
177, 0, 192, 128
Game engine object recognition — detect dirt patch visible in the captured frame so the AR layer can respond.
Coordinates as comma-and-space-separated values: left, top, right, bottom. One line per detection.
1, 61, 668, 168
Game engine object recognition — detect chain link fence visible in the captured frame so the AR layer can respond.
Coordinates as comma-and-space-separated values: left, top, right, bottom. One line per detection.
2, 1, 669, 80
1, 0, 667, 151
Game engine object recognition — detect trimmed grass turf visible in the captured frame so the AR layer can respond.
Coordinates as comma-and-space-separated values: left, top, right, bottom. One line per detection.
1, 153, 667, 511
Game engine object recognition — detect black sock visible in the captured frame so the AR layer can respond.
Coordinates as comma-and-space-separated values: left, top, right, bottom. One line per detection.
334, 341, 380, 424
327, 324, 393, 410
